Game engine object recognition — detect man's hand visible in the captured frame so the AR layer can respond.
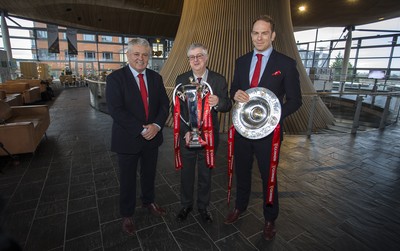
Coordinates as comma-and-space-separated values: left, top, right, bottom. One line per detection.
184, 131, 191, 145
234, 90, 250, 103
208, 94, 219, 107
142, 124, 160, 140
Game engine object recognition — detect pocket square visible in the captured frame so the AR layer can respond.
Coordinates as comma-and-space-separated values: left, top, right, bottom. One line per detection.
272, 70, 281, 76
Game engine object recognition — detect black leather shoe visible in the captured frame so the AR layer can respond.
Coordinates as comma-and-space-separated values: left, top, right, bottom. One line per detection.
176, 207, 193, 222
198, 208, 213, 223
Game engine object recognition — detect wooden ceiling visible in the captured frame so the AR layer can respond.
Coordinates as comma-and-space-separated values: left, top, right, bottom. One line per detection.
0, 0, 399, 37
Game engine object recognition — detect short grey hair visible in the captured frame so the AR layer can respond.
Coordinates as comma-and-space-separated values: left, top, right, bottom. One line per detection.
186, 43, 208, 57
127, 38, 151, 52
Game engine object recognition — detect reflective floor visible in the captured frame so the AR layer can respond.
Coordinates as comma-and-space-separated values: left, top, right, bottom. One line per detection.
1, 87, 399, 251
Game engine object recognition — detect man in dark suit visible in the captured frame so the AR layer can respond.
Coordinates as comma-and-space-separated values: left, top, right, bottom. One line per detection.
224, 15, 302, 241
106, 38, 169, 236
175, 43, 232, 223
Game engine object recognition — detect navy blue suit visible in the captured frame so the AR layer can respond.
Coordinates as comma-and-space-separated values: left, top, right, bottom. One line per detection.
106, 65, 169, 217
230, 49, 302, 221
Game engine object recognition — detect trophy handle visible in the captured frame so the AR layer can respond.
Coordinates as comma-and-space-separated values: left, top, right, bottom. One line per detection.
172, 83, 183, 106
202, 81, 213, 96
202, 81, 213, 110
172, 83, 190, 127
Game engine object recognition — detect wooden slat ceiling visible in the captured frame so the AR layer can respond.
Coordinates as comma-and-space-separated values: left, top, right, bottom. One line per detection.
0, 0, 400, 37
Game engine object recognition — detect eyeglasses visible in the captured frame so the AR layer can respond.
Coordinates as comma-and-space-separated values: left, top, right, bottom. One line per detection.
188, 54, 204, 61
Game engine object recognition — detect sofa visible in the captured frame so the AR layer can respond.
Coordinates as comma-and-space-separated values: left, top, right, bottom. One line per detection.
0, 82, 41, 104
0, 100, 50, 156
0, 90, 23, 106
7, 79, 48, 93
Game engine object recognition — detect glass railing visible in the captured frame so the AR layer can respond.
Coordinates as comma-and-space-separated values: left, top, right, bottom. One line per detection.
303, 89, 400, 135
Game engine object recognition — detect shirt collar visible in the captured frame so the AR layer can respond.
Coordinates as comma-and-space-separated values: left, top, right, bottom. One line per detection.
129, 65, 146, 77
193, 68, 209, 81
253, 46, 273, 59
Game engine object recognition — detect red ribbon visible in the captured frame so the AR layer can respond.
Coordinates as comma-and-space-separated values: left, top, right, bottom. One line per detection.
203, 94, 214, 168
266, 124, 281, 205
174, 95, 182, 170
173, 93, 215, 170
226, 124, 281, 206
227, 125, 235, 205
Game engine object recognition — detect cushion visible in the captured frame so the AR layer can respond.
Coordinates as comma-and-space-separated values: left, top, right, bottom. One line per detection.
0, 90, 6, 99
0, 100, 12, 122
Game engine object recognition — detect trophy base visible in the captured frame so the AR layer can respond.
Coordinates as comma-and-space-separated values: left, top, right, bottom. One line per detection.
186, 141, 206, 148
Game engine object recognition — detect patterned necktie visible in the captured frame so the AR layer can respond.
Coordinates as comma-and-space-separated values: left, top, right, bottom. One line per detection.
197, 77, 202, 83
138, 73, 148, 119
250, 53, 263, 88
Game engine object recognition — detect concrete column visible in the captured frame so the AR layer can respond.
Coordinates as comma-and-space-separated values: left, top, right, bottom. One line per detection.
340, 25, 354, 92
1, 11, 13, 61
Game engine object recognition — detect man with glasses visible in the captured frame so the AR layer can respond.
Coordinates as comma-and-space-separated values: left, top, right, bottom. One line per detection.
106, 38, 169, 236
174, 43, 232, 223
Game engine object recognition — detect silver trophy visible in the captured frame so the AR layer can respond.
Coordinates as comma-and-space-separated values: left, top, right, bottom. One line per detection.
173, 77, 213, 148
232, 87, 281, 139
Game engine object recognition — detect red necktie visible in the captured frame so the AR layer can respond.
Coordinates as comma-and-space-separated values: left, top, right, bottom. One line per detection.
138, 73, 148, 119
250, 53, 263, 88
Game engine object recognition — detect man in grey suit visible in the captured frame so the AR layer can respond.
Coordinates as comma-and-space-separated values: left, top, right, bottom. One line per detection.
175, 43, 232, 223
106, 38, 169, 236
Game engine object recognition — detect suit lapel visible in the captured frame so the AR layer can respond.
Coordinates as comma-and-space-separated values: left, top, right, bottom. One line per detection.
259, 50, 276, 88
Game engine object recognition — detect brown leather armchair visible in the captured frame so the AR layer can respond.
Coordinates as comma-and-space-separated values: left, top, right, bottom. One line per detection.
0, 100, 50, 156
0, 82, 41, 104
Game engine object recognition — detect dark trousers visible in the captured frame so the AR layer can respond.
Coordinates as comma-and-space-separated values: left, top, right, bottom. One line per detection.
234, 133, 279, 221
179, 137, 218, 210
118, 147, 158, 217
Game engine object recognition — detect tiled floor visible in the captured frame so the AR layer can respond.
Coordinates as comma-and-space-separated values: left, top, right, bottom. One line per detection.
1, 87, 399, 251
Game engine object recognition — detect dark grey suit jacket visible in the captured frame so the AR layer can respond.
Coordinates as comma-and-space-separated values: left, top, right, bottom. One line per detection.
106, 66, 169, 154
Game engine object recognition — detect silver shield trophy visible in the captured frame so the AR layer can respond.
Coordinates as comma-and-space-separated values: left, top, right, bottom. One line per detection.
173, 77, 213, 148
232, 87, 281, 139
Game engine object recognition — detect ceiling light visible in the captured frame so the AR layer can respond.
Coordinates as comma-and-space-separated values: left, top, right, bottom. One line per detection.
298, 5, 306, 12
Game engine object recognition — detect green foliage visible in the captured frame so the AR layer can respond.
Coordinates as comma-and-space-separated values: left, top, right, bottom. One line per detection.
330, 52, 354, 81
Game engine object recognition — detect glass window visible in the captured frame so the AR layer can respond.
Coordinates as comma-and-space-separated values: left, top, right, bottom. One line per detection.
8, 28, 34, 38
12, 49, 34, 60
10, 38, 35, 49
83, 34, 95, 41
84, 51, 96, 60
393, 46, 400, 57
331, 40, 347, 49
6, 17, 34, 28
37, 49, 57, 60
390, 58, 400, 69
102, 52, 113, 60
101, 36, 112, 42
362, 37, 393, 47
358, 47, 391, 58
356, 58, 389, 68
389, 70, 400, 79
152, 43, 164, 58
37, 30, 47, 39
64, 51, 77, 60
